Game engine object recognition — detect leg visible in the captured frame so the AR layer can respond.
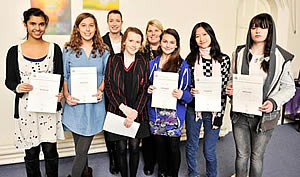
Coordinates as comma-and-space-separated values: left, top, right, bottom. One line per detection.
232, 116, 251, 177
249, 127, 274, 177
128, 138, 140, 177
153, 135, 168, 176
202, 112, 220, 177
116, 139, 128, 177
185, 107, 202, 177
24, 145, 42, 177
141, 135, 155, 175
41, 142, 58, 177
168, 137, 181, 177
71, 132, 94, 177
104, 131, 119, 174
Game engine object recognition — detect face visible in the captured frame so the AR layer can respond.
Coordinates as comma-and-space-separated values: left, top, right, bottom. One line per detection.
78, 17, 96, 42
124, 31, 142, 56
24, 15, 47, 40
147, 25, 162, 46
108, 13, 122, 34
251, 26, 268, 44
160, 34, 177, 55
195, 27, 211, 49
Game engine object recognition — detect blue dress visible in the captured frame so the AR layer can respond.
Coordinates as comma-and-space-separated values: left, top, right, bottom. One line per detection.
62, 48, 110, 136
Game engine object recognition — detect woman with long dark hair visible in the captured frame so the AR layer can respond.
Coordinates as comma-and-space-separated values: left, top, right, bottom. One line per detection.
185, 22, 230, 177
227, 13, 295, 177
147, 28, 193, 177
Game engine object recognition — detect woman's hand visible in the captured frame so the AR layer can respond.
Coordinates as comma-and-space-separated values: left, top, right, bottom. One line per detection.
226, 84, 233, 96
17, 83, 33, 93
147, 85, 156, 94
190, 88, 199, 96
259, 100, 273, 113
172, 89, 183, 99
93, 89, 103, 102
56, 93, 64, 102
65, 94, 79, 106
124, 117, 134, 128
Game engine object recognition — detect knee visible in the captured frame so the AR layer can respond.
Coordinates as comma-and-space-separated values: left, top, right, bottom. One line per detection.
42, 143, 58, 159
25, 146, 40, 160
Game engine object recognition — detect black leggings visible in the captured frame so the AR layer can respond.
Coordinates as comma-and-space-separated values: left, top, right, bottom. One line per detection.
153, 135, 181, 177
24, 142, 58, 177
116, 138, 140, 177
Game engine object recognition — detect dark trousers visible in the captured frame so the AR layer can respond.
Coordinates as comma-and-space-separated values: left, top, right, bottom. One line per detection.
141, 134, 156, 170
116, 138, 140, 177
153, 135, 181, 177
24, 142, 58, 177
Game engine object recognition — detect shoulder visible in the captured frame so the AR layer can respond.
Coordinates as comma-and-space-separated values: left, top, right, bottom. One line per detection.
7, 45, 18, 54
102, 33, 110, 43
181, 59, 190, 69
276, 45, 294, 62
53, 43, 62, 54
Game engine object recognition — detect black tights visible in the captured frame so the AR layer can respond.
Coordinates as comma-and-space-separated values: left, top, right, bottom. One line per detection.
153, 135, 181, 177
116, 138, 140, 177
24, 142, 58, 177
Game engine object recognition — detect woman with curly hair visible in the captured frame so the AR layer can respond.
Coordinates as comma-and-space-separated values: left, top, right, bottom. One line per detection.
62, 13, 109, 177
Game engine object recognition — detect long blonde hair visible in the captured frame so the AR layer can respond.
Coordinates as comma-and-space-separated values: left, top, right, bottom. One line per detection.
65, 13, 107, 58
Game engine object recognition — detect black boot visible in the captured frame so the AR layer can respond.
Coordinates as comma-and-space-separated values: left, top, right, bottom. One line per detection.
45, 156, 58, 177
24, 157, 42, 177
109, 149, 119, 174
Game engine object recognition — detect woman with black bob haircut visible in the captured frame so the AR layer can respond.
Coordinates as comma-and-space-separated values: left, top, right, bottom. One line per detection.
185, 22, 230, 177
5, 8, 64, 177
226, 13, 295, 177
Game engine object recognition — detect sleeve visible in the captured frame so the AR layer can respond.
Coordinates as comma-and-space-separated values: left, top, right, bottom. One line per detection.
214, 56, 231, 127
102, 50, 110, 80
5, 46, 24, 98
104, 55, 125, 108
178, 61, 193, 104
268, 61, 296, 110
63, 48, 70, 81
53, 44, 64, 90
133, 59, 149, 113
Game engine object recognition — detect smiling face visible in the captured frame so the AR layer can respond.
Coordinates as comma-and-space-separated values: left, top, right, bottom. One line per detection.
195, 26, 211, 49
108, 13, 122, 34
160, 33, 177, 55
24, 15, 47, 40
147, 24, 162, 46
123, 31, 142, 56
78, 17, 96, 42
251, 26, 268, 44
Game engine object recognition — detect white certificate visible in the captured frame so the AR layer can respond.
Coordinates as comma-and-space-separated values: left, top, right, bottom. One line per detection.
233, 74, 263, 116
103, 112, 140, 138
27, 73, 61, 113
71, 67, 97, 103
151, 71, 179, 110
195, 77, 222, 112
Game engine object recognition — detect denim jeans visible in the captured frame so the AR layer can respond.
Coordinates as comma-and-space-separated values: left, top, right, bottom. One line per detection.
232, 113, 274, 177
185, 106, 220, 177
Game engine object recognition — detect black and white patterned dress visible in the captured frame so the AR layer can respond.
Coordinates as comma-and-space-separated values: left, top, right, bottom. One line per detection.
14, 43, 64, 149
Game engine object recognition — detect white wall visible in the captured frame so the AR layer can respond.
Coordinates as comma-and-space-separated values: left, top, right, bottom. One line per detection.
0, 0, 298, 164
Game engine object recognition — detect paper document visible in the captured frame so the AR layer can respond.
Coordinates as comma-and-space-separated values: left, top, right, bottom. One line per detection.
233, 74, 263, 116
71, 67, 97, 103
27, 73, 61, 113
103, 112, 140, 138
151, 71, 178, 110
195, 77, 222, 112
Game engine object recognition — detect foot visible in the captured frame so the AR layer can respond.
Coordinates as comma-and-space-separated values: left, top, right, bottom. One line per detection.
143, 166, 154, 175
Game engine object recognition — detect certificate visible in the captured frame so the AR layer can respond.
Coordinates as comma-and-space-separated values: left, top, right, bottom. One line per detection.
233, 74, 263, 116
71, 67, 97, 103
151, 71, 179, 110
27, 73, 61, 113
103, 112, 140, 138
195, 77, 222, 112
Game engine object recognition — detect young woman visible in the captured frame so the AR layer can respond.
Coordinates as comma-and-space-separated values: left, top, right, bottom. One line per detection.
102, 9, 123, 175
62, 13, 109, 177
141, 19, 163, 176
105, 27, 150, 177
185, 22, 230, 177
5, 8, 64, 177
226, 13, 295, 177
147, 28, 193, 177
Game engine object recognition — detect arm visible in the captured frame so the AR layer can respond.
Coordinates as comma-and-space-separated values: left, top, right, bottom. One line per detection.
178, 63, 193, 104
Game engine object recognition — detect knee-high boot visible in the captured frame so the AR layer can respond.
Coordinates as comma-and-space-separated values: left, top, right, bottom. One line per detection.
45, 156, 58, 177
24, 157, 42, 177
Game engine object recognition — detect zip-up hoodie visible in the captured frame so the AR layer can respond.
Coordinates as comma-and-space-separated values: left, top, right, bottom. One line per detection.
230, 15, 295, 132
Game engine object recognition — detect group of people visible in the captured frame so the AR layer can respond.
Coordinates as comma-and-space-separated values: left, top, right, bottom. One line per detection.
5, 7, 295, 177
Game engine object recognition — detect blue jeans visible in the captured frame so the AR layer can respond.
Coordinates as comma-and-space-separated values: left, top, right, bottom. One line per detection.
185, 107, 220, 177
232, 113, 274, 177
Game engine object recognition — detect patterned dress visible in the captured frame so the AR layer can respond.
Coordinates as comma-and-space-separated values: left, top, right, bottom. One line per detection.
14, 43, 64, 149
